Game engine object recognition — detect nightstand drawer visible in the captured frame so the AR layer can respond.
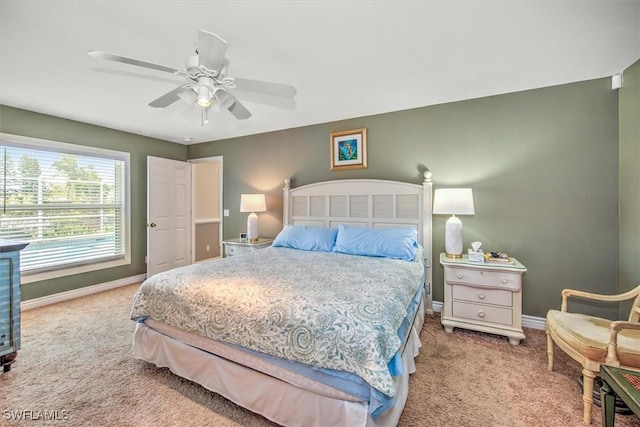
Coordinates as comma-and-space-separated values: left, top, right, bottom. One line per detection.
452, 285, 513, 307
444, 267, 520, 291
452, 301, 513, 326
224, 245, 241, 256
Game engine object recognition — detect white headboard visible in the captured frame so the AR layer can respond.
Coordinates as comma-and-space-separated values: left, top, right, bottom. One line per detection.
282, 173, 433, 313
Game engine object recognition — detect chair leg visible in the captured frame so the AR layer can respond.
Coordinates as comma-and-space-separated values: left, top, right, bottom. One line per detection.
581, 369, 596, 424
546, 330, 554, 371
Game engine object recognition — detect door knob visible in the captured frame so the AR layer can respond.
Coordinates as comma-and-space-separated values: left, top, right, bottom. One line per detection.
149, 223, 157, 228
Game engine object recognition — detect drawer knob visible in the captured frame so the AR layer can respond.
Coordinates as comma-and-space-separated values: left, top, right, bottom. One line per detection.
477, 293, 485, 300
456, 273, 464, 279
478, 310, 486, 318
501, 278, 508, 284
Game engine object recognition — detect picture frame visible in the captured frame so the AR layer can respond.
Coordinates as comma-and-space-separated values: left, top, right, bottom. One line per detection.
239, 232, 248, 243
329, 128, 367, 171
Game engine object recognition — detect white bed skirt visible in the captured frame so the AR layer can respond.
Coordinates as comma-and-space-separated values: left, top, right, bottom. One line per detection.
133, 299, 425, 427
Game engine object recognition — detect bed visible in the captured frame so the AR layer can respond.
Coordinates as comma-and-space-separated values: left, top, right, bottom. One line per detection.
131, 174, 433, 426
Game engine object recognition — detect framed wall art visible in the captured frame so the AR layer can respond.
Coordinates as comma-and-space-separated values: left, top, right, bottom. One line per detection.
329, 128, 367, 171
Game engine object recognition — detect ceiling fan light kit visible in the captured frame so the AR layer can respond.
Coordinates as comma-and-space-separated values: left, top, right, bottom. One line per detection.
196, 84, 212, 108
88, 29, 296, 127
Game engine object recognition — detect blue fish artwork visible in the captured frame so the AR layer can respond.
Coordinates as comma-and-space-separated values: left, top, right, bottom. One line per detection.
338, 139, 358, 161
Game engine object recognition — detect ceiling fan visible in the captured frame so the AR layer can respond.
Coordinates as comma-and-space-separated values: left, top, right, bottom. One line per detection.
88, 29, 297, 126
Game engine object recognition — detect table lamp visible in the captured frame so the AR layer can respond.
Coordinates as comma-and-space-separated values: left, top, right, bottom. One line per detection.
433, 188, 475, 258
240, 194, 266, 243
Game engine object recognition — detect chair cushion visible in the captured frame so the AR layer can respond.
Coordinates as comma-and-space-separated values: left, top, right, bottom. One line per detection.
546, 310, 640, 367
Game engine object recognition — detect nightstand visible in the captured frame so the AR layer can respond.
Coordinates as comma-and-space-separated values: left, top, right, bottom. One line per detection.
222, 238, 273, 257
439, 253, 527, 345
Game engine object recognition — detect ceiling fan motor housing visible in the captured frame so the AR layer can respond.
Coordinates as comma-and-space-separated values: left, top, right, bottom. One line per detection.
185, 54, 200, 74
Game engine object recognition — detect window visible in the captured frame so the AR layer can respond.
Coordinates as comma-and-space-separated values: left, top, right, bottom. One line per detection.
0, 134, 130, 282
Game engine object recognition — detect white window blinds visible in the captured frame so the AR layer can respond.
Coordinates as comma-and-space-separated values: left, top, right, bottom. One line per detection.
0, 137, 128, 275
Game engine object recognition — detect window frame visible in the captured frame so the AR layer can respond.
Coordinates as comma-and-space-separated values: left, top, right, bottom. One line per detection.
0, 133, 131, 283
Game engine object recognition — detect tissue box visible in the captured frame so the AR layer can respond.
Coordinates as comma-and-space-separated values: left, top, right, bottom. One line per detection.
468, 249, 485, 263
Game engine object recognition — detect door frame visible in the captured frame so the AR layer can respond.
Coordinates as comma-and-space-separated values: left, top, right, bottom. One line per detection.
188, 156, 223, 260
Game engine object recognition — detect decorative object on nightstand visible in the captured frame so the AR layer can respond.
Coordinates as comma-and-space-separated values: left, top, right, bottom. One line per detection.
468, 241, 485, 263
222, 238, 273, 257
440, 253, 527, 345
240, 194, 266, 243
485, 251, 513, 264
433, 188, 475, 258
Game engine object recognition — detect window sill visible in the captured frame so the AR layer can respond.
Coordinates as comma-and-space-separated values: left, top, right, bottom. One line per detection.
21, 256, 131, 284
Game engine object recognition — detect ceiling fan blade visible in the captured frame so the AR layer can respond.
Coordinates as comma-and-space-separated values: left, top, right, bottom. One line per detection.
149, 86, 192, 108
227, 96, 252, 120
177, 88, 197, 108
87, 50, 179, 74
197, 30, 228, 74
89, 67, 180, 85
232, 78, 297, 98
228, 88, 297, 110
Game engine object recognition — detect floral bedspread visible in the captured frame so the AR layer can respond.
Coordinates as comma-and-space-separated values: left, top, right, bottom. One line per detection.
130, 246, 424, 396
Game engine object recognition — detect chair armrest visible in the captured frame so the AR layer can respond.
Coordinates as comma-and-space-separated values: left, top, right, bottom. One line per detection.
561, 287, 640, 312
605, 321, 640, 365
611, 320, 640, 333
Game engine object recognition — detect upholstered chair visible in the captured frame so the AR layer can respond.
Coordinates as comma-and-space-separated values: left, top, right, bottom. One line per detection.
546, 284, 640, 424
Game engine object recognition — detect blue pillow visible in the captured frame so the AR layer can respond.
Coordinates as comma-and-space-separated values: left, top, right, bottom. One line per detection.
272, 225, 338, 252
332, 225, 418, 261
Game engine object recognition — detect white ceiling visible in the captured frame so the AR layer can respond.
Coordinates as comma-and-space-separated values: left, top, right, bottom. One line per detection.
1, 1, 639, 145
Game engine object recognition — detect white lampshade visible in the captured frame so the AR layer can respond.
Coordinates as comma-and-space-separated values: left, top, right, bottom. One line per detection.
433, 188, 475, 259
240, 194, 266, 242
433, 188, 475, 215
240, 194, 266, 213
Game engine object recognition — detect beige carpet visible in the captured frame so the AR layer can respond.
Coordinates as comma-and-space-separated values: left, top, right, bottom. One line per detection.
1, 284, 638, 427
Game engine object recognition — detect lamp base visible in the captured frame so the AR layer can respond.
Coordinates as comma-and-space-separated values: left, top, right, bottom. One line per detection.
247, 212, 259, 243
444, 215, 464, 259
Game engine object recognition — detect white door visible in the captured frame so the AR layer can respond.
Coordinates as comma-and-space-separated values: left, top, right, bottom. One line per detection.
147, 156, 192, 277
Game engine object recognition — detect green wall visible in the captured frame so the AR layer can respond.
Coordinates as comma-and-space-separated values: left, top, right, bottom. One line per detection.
0, 105, 187, 300
189, 78, 621, 319
619, 59, 640, 318
1, 70, 633, 320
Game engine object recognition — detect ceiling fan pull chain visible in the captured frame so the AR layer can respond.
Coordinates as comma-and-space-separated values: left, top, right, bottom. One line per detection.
201, 106, 210, 126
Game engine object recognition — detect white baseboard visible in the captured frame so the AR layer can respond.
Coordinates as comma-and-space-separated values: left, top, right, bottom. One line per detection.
521, 314, 546, 330
21, 274, 146, 311
21, 283, 548, 331
431, 300, 546, 330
